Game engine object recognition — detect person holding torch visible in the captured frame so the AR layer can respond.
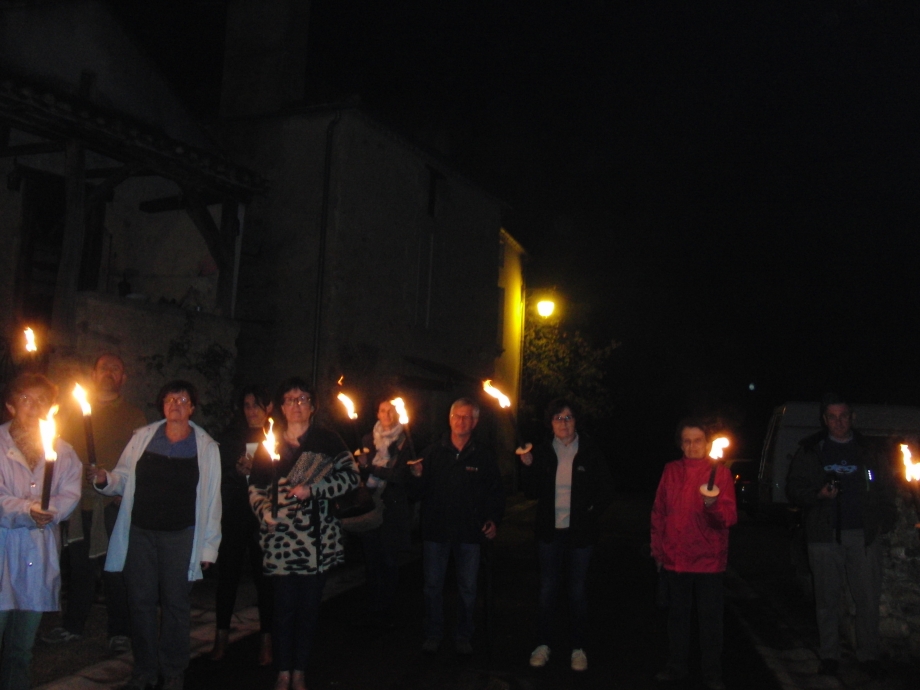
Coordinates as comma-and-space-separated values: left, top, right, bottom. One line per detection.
651, 418, 737, 690
518, 399, 612, 672
0, 373, 81, 690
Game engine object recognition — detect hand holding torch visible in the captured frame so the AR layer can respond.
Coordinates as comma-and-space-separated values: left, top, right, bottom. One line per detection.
700, 437, 730, 499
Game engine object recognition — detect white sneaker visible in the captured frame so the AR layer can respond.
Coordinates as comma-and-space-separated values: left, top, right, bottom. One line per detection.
529, 644, 551, 667
571, 648, 588, 671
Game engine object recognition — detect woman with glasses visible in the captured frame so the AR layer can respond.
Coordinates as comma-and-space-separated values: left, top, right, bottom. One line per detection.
1, 373, 82, 690
248, 377, 358, 690
518, 398, 613, 672
208, 385, 275, 664
90, 380, 222, 690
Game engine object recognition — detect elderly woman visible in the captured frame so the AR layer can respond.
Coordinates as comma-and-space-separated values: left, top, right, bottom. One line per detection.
209, 385, 275, 664
519, 398, 613, 673
0, 373, 81, 690
356, 397, 413, 628
249, 378, 358, 690
91, 380, 221, 690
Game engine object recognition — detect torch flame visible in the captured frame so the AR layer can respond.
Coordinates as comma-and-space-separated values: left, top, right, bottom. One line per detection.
390, 397, 409, 425
709, 437, 730, 460
72, 383, 92, 416
24, 328, 37, 353
337, 375, 344, 386
39, 405, 59, 462
263, 418, 280, 460
337, 392, 358, 420
482, 380, 511, 409
901, 444, 920, 482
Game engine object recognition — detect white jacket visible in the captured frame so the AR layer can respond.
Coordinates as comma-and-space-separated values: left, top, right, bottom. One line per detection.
98, 420, 222, 580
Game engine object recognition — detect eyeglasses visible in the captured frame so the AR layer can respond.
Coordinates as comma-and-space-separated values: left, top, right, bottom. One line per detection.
552, 415, 574, 423
17, 394, 50, 408
164, 395, 191, 406
450, 414, 475, 422
282, 394, 312, 407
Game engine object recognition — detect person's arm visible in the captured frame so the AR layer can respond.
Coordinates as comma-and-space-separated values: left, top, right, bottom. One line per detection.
482, 450, 505, 535
95, 428, 145, 496
199, 439, 223, 568
703, 463, 738, 529
786, 445, 824, 507
650, 468, 670, 566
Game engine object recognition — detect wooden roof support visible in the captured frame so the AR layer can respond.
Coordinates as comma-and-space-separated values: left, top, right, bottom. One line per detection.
51, 139, 86, 342
181, 186, 238, 317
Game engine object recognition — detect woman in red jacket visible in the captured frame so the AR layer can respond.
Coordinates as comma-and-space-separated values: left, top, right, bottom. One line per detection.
651, 419, 737, 690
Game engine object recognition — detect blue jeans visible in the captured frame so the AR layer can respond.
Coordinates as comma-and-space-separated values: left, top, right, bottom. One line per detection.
537, 529, 593, 649
423, 541, 480, 642
0, 610, 42, 690
273, 573, 327, 672
123, 525, 195, 682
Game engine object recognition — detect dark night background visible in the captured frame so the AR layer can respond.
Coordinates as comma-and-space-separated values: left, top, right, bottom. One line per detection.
107, 1, 920, 485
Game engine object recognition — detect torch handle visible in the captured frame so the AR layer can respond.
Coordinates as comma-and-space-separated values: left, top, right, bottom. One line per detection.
83, 415, 98, 468
404, 423, 418, 460
271, 462, 279, 519
41, 459, 54, 511
706, 465, 717, 492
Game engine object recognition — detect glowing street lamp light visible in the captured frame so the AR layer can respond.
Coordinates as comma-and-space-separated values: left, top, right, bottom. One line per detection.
536, 300, 555, 318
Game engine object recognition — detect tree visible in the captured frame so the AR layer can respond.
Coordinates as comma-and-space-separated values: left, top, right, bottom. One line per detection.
521, 319, 618, 427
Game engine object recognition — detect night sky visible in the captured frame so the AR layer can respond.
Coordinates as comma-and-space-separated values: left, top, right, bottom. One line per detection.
110, 1, 920, 469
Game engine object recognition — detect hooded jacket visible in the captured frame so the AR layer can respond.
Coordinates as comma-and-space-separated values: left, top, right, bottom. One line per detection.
651, 457, 737, 573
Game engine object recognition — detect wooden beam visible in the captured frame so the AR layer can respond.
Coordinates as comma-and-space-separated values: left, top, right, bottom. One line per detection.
0, 141, 65, 157
139, 192, 223, 214
182, 186, 236, 316
51, 139, 86, 340
85, 164, 140, 209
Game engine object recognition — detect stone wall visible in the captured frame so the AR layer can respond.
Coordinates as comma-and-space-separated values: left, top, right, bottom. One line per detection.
879, 488, 920, 660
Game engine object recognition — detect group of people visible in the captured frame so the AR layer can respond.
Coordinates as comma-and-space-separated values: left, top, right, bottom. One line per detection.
0, 356, 897, 690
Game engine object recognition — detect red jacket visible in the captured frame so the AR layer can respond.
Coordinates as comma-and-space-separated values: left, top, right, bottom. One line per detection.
650, 457, 737, 573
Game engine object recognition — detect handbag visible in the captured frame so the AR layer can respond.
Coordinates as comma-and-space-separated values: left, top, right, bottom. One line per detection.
332, 484, 377, 519
338, 487, 385, 533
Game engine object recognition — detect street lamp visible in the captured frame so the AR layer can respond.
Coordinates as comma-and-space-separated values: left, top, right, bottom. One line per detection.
536, 300, 555, 318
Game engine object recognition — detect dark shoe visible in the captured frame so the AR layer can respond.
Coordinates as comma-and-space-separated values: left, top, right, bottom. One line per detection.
860, 660, 886, 679
108, 635, 131, 654
42, 627, 82, 644
162, 675, 184, 690
817, 658, 839, 676
654, 667, 688, 682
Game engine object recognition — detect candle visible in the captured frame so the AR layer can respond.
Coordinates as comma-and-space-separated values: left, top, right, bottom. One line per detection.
700, 437, 730, 498
263, 418, 281, 518
39, 405, 59, 511
482, 380, 532, 455
72, 383, 98, 468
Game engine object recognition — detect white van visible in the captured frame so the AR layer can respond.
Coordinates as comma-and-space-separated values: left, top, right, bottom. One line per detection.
757, 401, 920, 505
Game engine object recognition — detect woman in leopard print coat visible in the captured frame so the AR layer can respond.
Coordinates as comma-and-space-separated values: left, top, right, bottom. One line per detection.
249, 378, 359, 690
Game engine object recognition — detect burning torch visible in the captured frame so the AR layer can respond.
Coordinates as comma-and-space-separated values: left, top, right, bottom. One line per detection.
263, 418, 281, 519
482, 380, 532, 455
39, 405, 60, 512
699, 437, 730, 499
72, 384, 98, 468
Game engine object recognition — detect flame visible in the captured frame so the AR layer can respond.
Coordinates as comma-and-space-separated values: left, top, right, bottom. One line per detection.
482, 380, 511, 409
709, 437, 730, 460
24, 328, 37, 353
337, 392, 358, 420
901, 444, 920, 482
263, 418, 280, 460
39, 405, 59, 462
72, 383, 92, 416
390, 397, 409, 425
337, 375, 344, 386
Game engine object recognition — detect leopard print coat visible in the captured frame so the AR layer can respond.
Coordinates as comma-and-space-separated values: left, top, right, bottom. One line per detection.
249, 424, 359, 576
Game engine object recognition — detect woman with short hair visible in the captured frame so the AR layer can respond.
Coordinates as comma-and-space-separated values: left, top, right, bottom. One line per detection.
249, 378, 359, 690
92, 380, 222, 690
0, 373, 82, 690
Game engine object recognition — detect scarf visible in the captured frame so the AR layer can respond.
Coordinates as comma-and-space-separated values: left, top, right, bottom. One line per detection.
367, 422, 404, 489
10, 419, 43, 471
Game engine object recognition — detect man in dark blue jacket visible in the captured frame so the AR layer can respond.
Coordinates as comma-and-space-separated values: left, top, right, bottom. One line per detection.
410, 397, 504, 656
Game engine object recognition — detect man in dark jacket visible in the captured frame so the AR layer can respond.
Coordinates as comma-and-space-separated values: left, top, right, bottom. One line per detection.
786, 394, 897, 678
410, 398, 504, 656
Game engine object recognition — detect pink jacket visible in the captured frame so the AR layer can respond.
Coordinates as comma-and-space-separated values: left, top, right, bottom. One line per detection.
651, 457, 737, 573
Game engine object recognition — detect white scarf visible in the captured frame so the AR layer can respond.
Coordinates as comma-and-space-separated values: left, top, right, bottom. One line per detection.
367, 421, 404, 488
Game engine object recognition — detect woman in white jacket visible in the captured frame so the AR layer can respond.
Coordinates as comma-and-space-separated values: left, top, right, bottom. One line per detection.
92, 380, 221, 690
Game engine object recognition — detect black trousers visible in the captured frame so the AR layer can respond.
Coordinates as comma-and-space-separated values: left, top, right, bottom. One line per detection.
663, 570, 724, 682
214, 522, 274, 632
